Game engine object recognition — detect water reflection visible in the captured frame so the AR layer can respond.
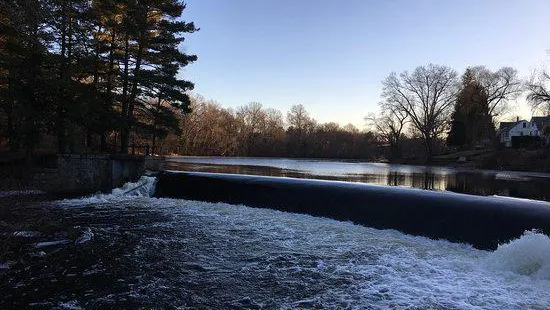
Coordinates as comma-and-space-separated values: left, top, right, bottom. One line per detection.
165, 157, 550, 202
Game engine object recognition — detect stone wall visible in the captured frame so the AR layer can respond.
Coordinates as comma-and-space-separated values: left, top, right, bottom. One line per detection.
29, 154, 164, 194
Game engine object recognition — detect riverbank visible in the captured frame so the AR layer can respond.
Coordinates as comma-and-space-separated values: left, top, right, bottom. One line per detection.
430, 148, 550, 172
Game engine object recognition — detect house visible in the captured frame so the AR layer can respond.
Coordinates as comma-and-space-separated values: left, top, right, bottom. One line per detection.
497, 121, 517, 147
530, 116, 550, 145
497, 118, 540, 147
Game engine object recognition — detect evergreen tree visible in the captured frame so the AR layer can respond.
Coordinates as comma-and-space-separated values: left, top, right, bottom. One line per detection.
448, 69, 494, 148
113, 0, 197, 153
0, 0, 54, 155
0, 0, 197, 155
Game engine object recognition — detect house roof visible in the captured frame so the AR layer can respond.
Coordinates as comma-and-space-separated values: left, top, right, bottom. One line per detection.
530, 116, 550, 131
497, 121, 518, 134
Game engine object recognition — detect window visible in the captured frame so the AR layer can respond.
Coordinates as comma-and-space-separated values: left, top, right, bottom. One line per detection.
523, 122, 526, 128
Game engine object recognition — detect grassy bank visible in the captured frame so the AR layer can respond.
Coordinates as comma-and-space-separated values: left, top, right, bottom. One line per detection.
431, 148, 550, 172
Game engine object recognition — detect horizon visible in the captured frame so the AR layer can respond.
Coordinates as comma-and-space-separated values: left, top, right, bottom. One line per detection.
181, 0, 550, 128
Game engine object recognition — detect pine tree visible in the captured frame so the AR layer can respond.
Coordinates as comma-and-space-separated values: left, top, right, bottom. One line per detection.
113, 0, 197, 153
448, 69, 494, 148
0, 0, 54, 155
1, 0, 197, 155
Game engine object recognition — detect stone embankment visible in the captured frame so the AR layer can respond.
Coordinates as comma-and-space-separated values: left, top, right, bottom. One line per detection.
0, 154, 163, 195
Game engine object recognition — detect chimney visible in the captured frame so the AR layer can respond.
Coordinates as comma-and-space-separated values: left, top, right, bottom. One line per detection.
516, 116, 519, 122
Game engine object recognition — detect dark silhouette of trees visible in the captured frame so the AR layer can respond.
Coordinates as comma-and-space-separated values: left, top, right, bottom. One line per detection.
447, 69, 494, 148
366, 106, 408, 160
0, 0, 197, 155
381, 64, 459, 159
2, 3, 534, 164
0, 0, 55, 156
470, 66, 522, 122
527, 69, 550, 115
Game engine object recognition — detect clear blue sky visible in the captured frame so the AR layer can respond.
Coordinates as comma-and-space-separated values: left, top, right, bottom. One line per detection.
179, 0, 550, 128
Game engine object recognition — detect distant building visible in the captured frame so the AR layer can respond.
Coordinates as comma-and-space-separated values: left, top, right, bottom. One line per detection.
497, 117, 542, 147
497, 121, 517, 147
530, 116, 550, 145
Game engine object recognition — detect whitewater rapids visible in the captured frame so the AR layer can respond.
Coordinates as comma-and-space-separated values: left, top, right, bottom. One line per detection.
3, 176, 549, 309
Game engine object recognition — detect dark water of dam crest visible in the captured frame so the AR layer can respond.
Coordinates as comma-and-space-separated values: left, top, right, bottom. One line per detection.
1, 177, 550, 309
166, 156, 550, 202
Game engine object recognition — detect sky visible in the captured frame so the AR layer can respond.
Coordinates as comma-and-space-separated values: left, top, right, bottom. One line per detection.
179, 0, 550, 129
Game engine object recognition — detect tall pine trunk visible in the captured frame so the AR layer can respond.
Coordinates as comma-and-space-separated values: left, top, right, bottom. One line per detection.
57, 4, 67, 154
103, 28, 117, 153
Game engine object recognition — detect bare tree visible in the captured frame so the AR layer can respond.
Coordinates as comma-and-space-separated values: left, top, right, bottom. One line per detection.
470, 66, 522, 120
286, 104, 316, 133
179, 94, 239, 156
236, 102, 267, 133
343, 123, 359, 134
235, 102, 268, 155
286, 104, 316, 157
381, 64, 458, 158
264, 108, 285, 137
526, 69, 550, 115
366, 107, 408, 148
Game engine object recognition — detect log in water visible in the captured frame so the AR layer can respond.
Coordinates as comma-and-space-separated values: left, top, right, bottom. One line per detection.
155, 171, 550, 250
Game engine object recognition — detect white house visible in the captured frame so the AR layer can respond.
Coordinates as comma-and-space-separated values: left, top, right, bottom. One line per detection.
498, 119, 540, 147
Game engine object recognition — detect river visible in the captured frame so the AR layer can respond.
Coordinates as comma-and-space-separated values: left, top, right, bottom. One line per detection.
166, 156, 550, 202
1, 171, 550, 309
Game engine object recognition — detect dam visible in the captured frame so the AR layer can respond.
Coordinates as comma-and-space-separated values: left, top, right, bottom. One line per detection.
2, 173, 550, 308
155, 171, 550, 250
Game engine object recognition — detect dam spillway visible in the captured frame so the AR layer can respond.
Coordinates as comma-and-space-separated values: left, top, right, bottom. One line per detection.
154, 171, 550, 250
2, 175, 550, 308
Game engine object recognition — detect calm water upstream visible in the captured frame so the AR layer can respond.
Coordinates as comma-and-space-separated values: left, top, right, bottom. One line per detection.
166, 157, 550, 202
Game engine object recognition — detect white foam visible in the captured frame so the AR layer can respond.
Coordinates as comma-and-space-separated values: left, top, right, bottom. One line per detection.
34, 240, 71, 248
156, 199, 550, 309
58, 176, 157, 206
51, 194, 550, 309
111, 176, 157, 197
57, 300, 83, 310
485, 230, 550, 280
13, 231, 42, 237
75, 227, 94, 244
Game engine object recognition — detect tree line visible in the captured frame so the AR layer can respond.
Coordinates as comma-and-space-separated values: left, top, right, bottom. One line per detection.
2, 0, 549, 164
369, 64, 550, 160
153, 96, 383, 159
0, 0, 197, 156
168, 64, 549, 162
